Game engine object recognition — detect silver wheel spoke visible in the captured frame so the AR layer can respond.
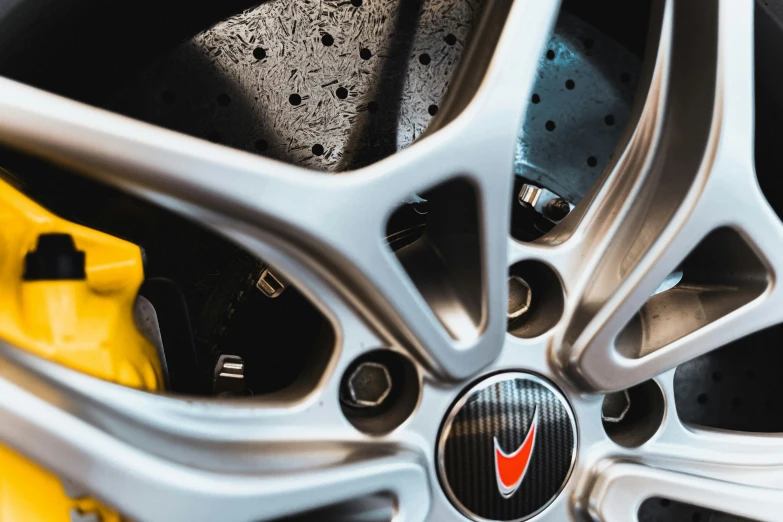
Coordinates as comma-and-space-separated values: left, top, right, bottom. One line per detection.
0, 76, 465, 378
0, 339, 430, 522
589, 459, 783, 522
0, 0, 560, 381
590, 422, 783, 521
559, 0, 783, 392
351, 0, 561, 378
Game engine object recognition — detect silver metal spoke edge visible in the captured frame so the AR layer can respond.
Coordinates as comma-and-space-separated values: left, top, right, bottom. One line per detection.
509, 0, 783, 394
0, 338, 431, 522
575, 367, 783, 522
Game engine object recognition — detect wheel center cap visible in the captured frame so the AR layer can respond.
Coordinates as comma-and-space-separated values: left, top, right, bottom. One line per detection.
437, 372, 577, 521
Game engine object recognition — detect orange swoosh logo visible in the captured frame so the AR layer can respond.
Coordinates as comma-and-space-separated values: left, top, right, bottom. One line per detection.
493, 408, 538, 498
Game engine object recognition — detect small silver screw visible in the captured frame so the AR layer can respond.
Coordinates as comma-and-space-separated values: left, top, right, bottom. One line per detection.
508, 275, 533, 320
518, 184, 542, 207
602, 390, 632, 423
346, 362, 392, 408
212, 354, 246, 396
256, 267, 288, 298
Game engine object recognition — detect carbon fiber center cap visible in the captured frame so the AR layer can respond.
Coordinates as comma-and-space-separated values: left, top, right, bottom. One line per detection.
437, 373, 577, 521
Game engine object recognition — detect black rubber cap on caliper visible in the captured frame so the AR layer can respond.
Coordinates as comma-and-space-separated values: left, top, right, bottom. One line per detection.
23, 233, 86, 281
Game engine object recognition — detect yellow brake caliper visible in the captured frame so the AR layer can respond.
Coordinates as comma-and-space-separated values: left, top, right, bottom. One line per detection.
0, 178, 163, 521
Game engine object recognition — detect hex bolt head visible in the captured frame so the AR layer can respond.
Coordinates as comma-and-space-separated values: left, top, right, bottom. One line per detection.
346, 361, 392, 408
508, 275, 533, 320
602, 389, 631, 423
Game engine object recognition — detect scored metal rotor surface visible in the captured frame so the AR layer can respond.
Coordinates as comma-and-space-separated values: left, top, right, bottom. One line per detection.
108, 4, 635, 192
0, 0, 779, 522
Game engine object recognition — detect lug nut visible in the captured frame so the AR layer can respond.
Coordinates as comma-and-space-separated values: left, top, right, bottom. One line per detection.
507, 275, 532, 320
602, 390, 631, 423
344, 361, 392, 408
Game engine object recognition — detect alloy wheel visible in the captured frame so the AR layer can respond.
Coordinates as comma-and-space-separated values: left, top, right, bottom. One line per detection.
0, 0, 781, 521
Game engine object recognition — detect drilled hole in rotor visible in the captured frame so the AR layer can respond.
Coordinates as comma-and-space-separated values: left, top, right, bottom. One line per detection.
360, 48, 372, 60
321, 33, 334, 46
602, 380, 664, 448
565, 79, 575, 90
339, 349, 419, 435
289, 93, 302, 106
252, 47, 266, 60
507, 261, 564, 338
586, 156, 597, 167
351, 0, 362, 6
604, 114, 615, 126
545, 120, 556, 131
419, 53, 431, 65
546, 49, 555, 60
312, 144, 325, 156
675, 323, 783, 432
336, 87, 348, 99
428, 104, 439, 116
531, 93, 541, 104
445, 33, 457, 45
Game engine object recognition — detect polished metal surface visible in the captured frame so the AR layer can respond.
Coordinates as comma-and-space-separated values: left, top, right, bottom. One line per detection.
133, 296, 170, 390
0, 0, 780, 521
346, 361, 393, 408
601, 390, 631, 424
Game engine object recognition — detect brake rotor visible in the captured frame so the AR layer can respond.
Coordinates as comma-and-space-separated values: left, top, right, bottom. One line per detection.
108, 4, 637, 199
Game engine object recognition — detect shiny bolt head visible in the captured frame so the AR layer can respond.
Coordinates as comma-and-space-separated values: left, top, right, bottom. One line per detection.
518, 184, 542, 207
507, 275, 533, 320
602, 390, 631, 423
347, 362, 392, 408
